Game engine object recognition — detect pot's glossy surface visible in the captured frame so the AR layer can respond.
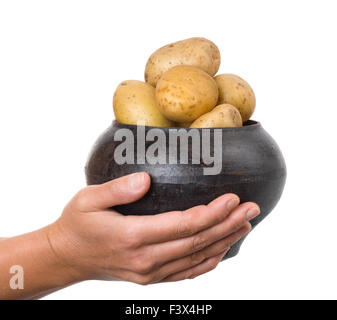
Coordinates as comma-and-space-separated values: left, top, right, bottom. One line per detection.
85, 120, 286, 259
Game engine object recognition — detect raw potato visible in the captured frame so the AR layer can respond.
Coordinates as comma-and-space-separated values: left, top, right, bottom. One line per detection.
113, 80, 174, 127
145, 37, 221, 87
190, 104, 242, 128
156, 65, 219, 123
214, 74, 256, 122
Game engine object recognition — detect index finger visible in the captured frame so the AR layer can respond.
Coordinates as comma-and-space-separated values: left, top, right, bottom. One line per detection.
129, 193, 240, 245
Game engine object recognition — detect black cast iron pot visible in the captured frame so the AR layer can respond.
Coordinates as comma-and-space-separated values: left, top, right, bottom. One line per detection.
85, 120, 286, 259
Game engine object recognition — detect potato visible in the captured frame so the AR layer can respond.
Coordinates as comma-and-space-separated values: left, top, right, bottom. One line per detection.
145, 37, 221, 87
190, 104, 242, 128
156, 65, 219, 123
214, 74, 256, 122
113, 80, 174, 127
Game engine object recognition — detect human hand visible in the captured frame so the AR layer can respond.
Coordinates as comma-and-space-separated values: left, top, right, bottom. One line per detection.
48, 172, 260, 285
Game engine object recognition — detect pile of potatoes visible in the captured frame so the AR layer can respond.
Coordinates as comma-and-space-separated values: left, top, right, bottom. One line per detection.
113, 37, 256, 128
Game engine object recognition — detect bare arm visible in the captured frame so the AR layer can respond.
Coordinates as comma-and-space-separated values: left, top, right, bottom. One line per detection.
0, 227, 82, 299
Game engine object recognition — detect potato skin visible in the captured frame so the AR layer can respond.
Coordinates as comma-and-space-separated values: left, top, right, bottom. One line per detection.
113, 80, 174, 127
145, 37, 221, 87
156, 66, 219, 123
214, 74, 256, 122
190, 104, 242, 128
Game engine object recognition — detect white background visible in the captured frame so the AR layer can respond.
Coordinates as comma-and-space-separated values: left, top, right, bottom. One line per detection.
0, 0, 336, 299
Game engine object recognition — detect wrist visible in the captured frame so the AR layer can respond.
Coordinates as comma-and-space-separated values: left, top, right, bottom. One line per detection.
43, 222, 90, 285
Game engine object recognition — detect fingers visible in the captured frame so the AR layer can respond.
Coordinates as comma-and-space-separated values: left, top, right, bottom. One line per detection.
111, 249, 227, 285
147, 202, 259, 265
129, 193, 240, 244
162, 251, 226, 282
74, 172, 151, 211
150, 223, 251, 282
110, 223, 251, 285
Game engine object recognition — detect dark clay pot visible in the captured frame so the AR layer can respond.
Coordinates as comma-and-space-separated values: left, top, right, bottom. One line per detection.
85, 120, 286, 259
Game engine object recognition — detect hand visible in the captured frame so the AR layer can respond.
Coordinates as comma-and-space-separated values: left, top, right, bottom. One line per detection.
48, 172, 260, 285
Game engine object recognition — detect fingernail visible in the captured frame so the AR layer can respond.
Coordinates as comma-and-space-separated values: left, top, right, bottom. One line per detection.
246, 207, 260, 220
128, 173, 145, 189
227, 198, 239, 211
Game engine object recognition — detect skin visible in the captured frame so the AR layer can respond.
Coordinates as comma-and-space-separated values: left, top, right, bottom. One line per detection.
145, 37, 221, 87
190, 104, 243, 128
0, 172, 260, 300
214, 74, 256, 123
156, 66, 219, 123
113, 80, 174, 127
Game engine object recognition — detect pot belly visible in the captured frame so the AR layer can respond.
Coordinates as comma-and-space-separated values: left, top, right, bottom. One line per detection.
87, 168, 285, 221
85, 121, 286, 260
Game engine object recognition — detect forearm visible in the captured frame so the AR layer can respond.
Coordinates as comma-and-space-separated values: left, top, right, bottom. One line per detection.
0, 224, 83, 299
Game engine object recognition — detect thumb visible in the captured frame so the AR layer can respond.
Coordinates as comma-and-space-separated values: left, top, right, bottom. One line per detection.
75, 172, 151, 211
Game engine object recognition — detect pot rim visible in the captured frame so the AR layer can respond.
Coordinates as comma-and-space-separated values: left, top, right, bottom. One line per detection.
113, 119, 261, 131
